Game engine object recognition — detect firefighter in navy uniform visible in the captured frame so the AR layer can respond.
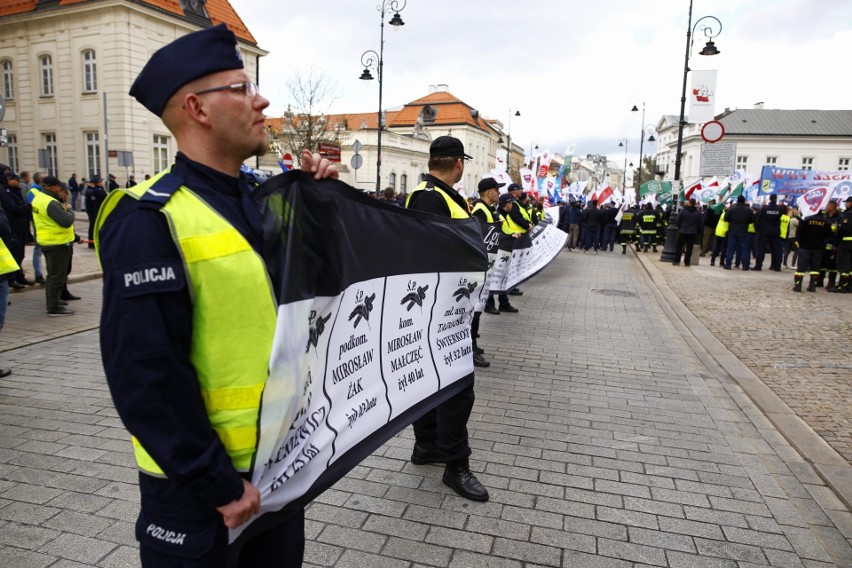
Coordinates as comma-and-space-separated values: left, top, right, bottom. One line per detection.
473, 178, 518, 315
820, 200, 842, 291
832, 196, 852, 293
793, 209, 832, 292
95, 25, 338, 568
404, 135, 489, 503
638, 203, 658, 252
617, 203, 640, 254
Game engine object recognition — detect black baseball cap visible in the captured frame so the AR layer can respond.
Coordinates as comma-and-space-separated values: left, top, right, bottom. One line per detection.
507, 183, 522, 192
42, 176, 62, 187
430, 136, 472, 159
498, 193, 514, 204
478, 177, 505, 193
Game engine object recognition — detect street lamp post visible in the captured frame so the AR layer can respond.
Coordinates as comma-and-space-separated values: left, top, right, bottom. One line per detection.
630, 102, 658, 189
618, 137, 628, 196
661, 0, 722, 261
359, 0, 407, 194
505, 109, 520, 179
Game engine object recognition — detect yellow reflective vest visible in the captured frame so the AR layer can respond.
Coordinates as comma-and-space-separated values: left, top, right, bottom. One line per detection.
0, 240, 19, 276
29, 190, 76, 246
715, 211, 729, 237
406, 180, 470, 219
501, 205, 527, 235
780, 214, 790, 239
95, 170, 277, 476
471, 201, 495, 223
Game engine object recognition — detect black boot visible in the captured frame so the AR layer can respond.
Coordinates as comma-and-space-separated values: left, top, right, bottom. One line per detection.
807, 276, 817, 292
411, 443, 444, 465
815, 271, 825, 287
622, 245, 626, 254
793, 274, 803, 292
826, 272, 838, 292
652, 246, 658, 253
839, 274, 850, 293
443, 460, 489, 502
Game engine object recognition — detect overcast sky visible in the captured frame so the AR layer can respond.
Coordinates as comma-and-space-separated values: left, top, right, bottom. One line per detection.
228, 0, 851, 162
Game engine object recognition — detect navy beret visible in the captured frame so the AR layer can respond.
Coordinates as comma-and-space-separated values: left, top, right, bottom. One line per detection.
130, 24, 244, 117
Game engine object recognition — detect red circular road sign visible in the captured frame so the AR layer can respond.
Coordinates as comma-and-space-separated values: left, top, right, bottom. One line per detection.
701, 121, 725, 143
281, 153, 294, 167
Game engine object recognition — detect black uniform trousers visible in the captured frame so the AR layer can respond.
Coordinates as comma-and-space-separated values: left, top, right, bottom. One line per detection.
413, 383, 474, 464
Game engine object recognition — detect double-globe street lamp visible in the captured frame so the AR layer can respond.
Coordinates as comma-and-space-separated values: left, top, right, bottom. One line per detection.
358, 0, 407, 194
661, 0, 722, 261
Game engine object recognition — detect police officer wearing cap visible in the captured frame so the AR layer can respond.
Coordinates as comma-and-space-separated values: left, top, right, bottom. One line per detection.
405, 135, 489, 503
95, 24, 337, 567
473, 179, 519, 315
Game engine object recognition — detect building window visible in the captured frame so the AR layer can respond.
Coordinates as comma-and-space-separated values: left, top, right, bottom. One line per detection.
388, 172, 396, 191
839, 158, 850, 171
736, 155, 748, 169
765, 156, 777, 165
400, 173, 408, 194
801, 157, 814, 171
40, 55, 53, 96
82, 49, 97, 93
153, 135, 170, 173
1, 60, 13, 100
43, 133, 57, 176
5, 134, 18, 173
85, 131, 100, 178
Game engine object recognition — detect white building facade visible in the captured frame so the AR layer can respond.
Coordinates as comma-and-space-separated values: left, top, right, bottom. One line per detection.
0, 0, 265, 182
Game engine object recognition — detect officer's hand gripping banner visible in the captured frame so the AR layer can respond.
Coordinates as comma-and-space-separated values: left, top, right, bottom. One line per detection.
231, 172, 488, 545
488, 222, 567, 294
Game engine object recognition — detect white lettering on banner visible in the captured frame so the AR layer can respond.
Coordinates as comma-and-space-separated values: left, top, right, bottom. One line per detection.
146, 523, 186, 546
123, 266, 176, 287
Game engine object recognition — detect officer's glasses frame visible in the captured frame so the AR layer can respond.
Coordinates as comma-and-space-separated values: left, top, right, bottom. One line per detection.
193, 82, 259, 97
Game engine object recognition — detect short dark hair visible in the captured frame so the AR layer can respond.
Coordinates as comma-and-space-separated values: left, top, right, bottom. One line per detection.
428, 156, 459, 173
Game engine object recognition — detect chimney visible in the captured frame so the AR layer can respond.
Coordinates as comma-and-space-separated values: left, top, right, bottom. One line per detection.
428, 84, 437, 93
436, 84, 449, 92
754, 102, 765, 109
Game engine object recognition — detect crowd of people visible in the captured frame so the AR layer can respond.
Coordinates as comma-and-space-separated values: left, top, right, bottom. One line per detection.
548, 191, 852, 295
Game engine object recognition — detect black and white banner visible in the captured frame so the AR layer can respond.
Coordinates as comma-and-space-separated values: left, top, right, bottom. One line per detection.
232, 172, 488, 545
488, 222, 567, 294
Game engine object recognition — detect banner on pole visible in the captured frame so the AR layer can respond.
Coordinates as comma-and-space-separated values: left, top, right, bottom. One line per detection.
688, 70, 717, 124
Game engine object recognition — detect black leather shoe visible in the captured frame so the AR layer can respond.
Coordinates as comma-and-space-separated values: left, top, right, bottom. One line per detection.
411, 443, 444, 465
508, 288, 523, 296
443, 462, 489, 502
34, 276, 45, 285
9, 282, 24, 290
18, 278, 35, 286
473, 353, 490, 368
0, 369, 11, 378
61, 293, 81, 301
499, 304, 519, 313
473, 346, 485, 355
484, 306, 500, 315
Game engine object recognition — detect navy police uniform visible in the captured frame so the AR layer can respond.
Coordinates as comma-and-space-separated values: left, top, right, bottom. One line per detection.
99, 24, 304, 567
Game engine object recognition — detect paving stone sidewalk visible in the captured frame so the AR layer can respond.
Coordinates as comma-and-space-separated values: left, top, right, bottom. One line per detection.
1, 249, 851, 566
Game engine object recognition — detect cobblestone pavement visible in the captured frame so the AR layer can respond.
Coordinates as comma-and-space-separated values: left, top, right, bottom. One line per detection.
642, 250, 852, 465
1, 244, 851, 566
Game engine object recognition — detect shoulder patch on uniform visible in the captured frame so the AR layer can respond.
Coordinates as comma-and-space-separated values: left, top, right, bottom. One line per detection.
116, 259, 185, 298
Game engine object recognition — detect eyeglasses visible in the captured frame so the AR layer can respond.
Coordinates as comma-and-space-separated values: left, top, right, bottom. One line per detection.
193, 81, 259, 98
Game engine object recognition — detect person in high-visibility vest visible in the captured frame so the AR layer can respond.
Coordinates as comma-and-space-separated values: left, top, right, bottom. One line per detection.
404, 135, 490, 504
27, 176, 82, 316
95, 25, 338, 567
472, 178, 517, 315
0, 202, 19, 377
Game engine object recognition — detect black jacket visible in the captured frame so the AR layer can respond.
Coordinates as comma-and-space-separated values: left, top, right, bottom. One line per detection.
581, 204, 603, 227
676, 206, 703, 235
725, 203, 756, 234
0, 184, 32, 235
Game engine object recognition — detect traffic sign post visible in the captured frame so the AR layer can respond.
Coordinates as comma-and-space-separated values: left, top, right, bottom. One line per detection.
281, 153, 293, 170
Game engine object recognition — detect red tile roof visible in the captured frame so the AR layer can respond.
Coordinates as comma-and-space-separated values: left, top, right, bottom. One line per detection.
0, 0, 256, 44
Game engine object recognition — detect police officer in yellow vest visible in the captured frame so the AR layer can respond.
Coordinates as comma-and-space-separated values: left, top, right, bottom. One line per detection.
473, 179, 519, 316
28, 176, 81, 316
95, 25, 337, 567
404, 135, 490, 503
0, 203, 19, 377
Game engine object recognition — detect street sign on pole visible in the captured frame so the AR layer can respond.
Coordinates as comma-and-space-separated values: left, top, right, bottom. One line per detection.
350, 154, 363, 170
701, 121, 725, 143
281, 153, 293, 169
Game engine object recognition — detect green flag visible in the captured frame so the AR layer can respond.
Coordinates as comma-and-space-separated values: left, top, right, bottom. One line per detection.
657, 182, 673, 206
709, 201, 725, 215
638, 180, 672, 200
726, 182, 744, 201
